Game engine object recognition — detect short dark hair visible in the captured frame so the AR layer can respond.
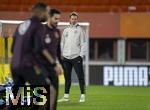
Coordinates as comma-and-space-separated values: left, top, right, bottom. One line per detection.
49, 9, 61, 17
70, 12, 78, 18
32, 2, 47, 12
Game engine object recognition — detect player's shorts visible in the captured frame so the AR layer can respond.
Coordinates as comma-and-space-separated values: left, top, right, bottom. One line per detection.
41, 65, 58, 91
11, 66, 48, 85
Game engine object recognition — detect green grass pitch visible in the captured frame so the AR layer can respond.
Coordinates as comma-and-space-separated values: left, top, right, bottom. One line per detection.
57, 86, 150, 110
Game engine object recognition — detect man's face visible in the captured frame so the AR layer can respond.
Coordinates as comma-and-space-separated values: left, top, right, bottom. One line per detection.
40, 7, 50, 22
48, 14, 61, 27
70, 15, 78, 25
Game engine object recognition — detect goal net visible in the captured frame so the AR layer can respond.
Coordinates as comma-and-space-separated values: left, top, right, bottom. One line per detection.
0, 20, 90, 86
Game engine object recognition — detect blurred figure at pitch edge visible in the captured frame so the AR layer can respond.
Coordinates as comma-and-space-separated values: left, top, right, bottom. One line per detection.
10, 2, 56, 110
38, 8, 63, 110
58, 12, 87, 103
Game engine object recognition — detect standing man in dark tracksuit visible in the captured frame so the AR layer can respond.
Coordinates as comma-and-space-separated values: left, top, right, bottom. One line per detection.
58, 12, 87, 103
10, 2, 58, 110
38, 9, 63, 110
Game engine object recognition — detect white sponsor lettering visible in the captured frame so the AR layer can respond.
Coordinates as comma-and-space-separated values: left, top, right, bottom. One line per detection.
104, 66, 148, 86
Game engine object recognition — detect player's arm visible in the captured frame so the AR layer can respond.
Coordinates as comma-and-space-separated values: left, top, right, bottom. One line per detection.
79, 28, 87, 58
56, 32, 64, 73
42, 49, 62, 75
60, 29, 66, 56
57, 31, 62, 63
42, 49, 55, 65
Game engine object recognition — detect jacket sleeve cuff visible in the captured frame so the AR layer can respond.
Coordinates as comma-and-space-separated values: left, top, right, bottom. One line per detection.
79, 54, 84, 58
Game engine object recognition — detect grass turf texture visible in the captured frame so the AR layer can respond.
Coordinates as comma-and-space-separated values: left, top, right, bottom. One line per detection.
0, 86, 150, 110
57, 86, 150, 110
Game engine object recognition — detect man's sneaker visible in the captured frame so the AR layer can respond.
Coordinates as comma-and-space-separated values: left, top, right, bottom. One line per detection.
57, 97, 69, 102
79, 94, 85, 102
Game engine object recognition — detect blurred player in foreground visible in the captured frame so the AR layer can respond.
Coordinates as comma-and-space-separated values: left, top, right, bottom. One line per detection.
10, 2, 56, 110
